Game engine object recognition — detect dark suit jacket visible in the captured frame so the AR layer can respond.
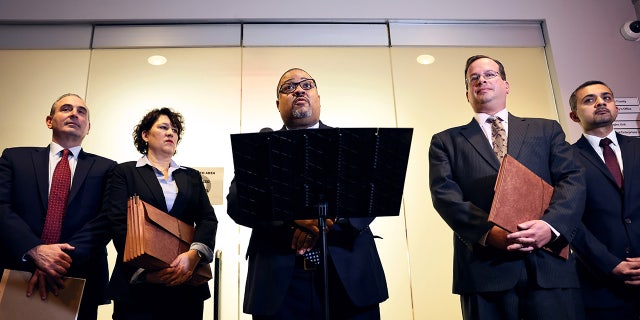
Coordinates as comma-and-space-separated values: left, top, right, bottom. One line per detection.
82, 161, 218, 305
226, 121, 388, 316
570, 133, 640, 307
428, 114, 585, 294
0, 146, 116, 308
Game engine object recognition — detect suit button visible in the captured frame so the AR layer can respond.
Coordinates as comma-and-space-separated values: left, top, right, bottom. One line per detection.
626, 247, 632, 254
625, 218, 632, 224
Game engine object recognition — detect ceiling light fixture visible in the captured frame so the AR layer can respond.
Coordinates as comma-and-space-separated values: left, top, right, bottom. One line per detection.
416, 54, 435, 65
147, 55, 168, 66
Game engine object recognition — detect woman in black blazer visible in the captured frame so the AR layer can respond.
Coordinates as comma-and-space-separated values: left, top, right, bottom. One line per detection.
101, 108, 218, 320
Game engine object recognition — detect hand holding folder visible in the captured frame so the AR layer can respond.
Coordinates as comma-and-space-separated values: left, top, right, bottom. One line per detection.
124, 195, 212, 285
488, 154, 569, 259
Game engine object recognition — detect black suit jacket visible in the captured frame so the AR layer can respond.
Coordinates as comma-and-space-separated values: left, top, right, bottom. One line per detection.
79, 161, 219, 304
226, 121, 388, 315
0, 146, 116, 307
570, 133, 640, 307
428, 114, 585, 294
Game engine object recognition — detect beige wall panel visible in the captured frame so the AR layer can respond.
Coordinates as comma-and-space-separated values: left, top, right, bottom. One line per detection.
239, 47, 414, 320
390, 47, 557, 319
84, 47, 242, 320
0, 50, 90, 150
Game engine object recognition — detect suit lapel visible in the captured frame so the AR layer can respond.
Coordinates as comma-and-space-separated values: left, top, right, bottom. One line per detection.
136, 165, 169, 212
68, 150, 92, 203
618, 132, 638, 191
33, 147, 50, 213
460, 118, 501, 170
170, 169, 190, 215
575, 135, 620, 188
505, 114, 527, 160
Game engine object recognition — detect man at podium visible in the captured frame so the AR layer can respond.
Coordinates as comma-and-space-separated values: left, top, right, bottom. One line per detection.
226, 68, 388, 320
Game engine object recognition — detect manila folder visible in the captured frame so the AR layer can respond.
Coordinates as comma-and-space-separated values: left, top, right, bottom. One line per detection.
0, 269, 85, 320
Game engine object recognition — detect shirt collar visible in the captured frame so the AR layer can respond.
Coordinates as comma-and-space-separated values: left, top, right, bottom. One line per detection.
136, 155, 183, 171
475, 109, 509, 126
50, 142, 81, 159
285, 121, 320, 130
583, 131, 619, 150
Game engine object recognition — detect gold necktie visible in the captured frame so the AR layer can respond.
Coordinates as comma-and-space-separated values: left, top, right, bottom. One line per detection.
487, 117, 507, 161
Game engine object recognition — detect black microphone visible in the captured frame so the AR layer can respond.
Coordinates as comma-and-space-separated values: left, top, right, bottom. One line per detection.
259, 127, 274, 133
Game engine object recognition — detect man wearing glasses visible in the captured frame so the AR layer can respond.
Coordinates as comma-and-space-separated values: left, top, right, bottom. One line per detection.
227, 68, 388, 319
429, 55, 585, 319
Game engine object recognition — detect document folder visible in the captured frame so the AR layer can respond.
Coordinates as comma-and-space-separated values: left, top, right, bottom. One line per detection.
0, 269, 84, 320
124, 195, 212, 284
489, 154, 569, 259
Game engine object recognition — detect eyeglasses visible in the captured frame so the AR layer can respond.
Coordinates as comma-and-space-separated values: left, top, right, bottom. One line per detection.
466, 70, 501, 85
279, 79, 316, 94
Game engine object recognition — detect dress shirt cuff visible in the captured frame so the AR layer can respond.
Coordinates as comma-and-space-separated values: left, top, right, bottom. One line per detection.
190, 242, 214, 264
542, 221, 560, 240
130, 268, 146, 284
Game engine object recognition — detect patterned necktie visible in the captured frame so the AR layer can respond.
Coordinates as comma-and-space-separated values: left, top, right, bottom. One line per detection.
487, 117, 507, 161
599, 138, 623, 189
42, 149, 71, 244
303, 248, 321, 265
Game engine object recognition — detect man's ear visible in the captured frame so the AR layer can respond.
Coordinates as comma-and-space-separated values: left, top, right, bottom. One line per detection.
46, 115, 53, 129
569, 111, 580, 123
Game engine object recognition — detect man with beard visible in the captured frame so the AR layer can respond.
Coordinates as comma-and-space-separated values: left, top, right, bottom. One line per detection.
568, 80, 640, 319
429, 55, 585, 319
226, 68, 388, 319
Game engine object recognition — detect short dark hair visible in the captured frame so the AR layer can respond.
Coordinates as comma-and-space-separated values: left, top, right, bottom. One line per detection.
133, 107, 185, 155
569, 80, 614, 113
464, 55, 507, 89
50, 93, 86, 117
276, 67, 314, 97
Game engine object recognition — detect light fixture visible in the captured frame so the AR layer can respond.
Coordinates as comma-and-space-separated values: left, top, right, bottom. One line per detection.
416, 54, 435, 65
147, 55, 168, 66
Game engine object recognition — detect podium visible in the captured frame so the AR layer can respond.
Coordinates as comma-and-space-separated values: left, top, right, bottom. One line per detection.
230, 127, 412, 319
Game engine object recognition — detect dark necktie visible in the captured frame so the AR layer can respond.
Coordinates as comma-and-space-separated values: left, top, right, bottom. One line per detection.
42, 149, 71, 244
303, 248, 321, 265
487, 117, 507, 161
599, 138, 623, 189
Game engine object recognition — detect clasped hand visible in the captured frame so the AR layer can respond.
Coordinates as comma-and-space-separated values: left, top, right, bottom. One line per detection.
612, 257, 640, 286
145, 249, 201, 286
487, 220, 553, 252
291, 219, 334, 255
26, 243, 74, 300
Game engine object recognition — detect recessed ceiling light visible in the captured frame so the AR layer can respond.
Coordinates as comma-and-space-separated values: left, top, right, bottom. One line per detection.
416, 54, 435, 65
147, 55, 167, 66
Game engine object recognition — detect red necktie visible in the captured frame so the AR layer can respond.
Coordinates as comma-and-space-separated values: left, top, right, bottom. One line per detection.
599, 138, 623, 189
42, 149, 71, 244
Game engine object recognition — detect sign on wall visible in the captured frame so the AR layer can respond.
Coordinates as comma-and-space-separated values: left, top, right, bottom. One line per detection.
194, 167, 224, 205
614, 97, 640, 137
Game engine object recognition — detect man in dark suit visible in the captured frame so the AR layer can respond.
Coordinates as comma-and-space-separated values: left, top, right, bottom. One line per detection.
0, 93, 116, 320
428, 55, 586, 320
568, 80, 640, 319
227, 68, 388, 319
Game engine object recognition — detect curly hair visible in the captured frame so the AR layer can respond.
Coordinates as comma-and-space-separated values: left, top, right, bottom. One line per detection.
132, 107, 185, 155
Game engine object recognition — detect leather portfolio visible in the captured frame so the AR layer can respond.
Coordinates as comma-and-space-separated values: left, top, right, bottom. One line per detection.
0, 269, 85, 320
124, 195, 212, 285
488, 154, 569, 259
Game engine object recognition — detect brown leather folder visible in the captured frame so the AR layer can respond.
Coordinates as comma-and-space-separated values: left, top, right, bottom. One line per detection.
124, 195, 212, 284
488, 154, 569, 259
